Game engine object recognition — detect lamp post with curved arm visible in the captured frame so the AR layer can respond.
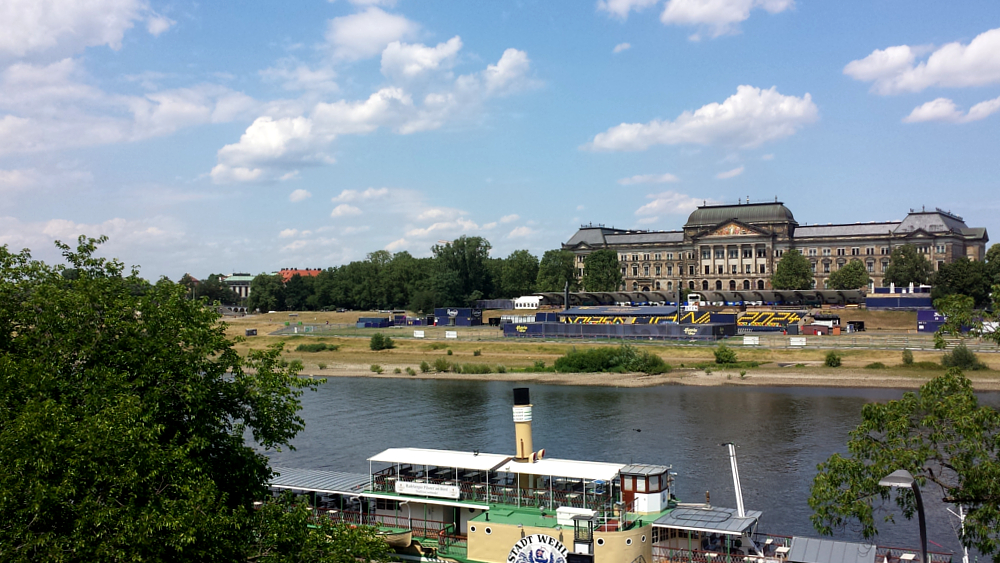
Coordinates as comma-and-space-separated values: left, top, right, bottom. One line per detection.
879, 469, 928, 563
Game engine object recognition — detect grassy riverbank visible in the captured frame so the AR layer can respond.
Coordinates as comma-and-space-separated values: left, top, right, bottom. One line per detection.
222, 313, 1000, 390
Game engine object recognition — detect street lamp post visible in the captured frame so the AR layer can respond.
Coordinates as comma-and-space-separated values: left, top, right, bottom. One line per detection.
879, 469, 928, 563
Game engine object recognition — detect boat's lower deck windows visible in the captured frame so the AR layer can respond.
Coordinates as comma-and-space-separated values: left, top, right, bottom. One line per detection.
375, 499, 401, 510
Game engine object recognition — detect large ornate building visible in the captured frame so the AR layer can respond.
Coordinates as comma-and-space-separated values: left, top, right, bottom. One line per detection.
563, 201, 988, 292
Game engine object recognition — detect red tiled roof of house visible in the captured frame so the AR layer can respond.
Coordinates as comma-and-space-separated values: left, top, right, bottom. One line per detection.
278, 268, 323, 283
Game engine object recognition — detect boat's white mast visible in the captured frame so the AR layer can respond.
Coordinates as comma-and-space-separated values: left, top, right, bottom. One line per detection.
724, 442, 745, 518
947, 505, 970, 563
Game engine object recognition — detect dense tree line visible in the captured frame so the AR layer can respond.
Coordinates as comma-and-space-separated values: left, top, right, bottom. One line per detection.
247, 237, 581, 312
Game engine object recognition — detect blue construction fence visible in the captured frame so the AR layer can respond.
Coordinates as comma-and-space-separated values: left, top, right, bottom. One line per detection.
503, 322, 736, 340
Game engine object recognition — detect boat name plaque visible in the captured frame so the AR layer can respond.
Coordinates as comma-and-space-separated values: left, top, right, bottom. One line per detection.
507, 534, 568, 563
512, 406, 532, 423
395, 481, 461, 499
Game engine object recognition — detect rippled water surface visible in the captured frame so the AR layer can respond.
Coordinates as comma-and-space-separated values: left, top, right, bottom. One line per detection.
265, 378, 1000, 558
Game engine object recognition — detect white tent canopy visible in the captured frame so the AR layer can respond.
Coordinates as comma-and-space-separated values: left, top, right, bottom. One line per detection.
496, 458, 625, 482
368, 448, 510, 472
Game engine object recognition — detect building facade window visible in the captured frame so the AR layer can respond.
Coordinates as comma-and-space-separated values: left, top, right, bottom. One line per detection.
643, 266, 649, 276
759, 264, 766, 274
808, 248, 817, 257
717, 265, 724, 274
704, 265, 710, 275
837, 248, 846, 256
655, 265, 661, 276
654, 253, 662, 260
632, 266, 638, 276
702, 249, 711, 259
666, 265, 673, 276
689, 265, 696, 276
822, 248, 831, 256
851, 248, 860, 256
757, 280, 765, 290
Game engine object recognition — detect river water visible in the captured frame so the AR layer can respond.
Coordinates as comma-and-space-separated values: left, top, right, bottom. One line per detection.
266, 378, 1000, 559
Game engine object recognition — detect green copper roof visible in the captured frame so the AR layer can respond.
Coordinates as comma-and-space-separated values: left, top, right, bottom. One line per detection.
684, 202, 796, 228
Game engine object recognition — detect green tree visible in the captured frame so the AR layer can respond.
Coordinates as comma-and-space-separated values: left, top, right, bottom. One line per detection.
771, 249, 814, 290
536, 249, 579, 292
432, 236, 493, 304
284, 273, 316, 311
934, 289, 1000, 349
932, 257, 990, 308
827, 259, 870, 290
498, 249, 539, 298
883, 245, 932, 287
808, 370, 1000, 557
0, 236, 320, 562
196, 273, 241, 305
582, 249, 622, 291
248, 273, 287, 312
986, 244, 1000, 284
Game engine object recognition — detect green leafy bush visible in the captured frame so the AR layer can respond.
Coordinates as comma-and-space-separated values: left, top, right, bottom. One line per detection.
446, 349, 453, 356
370, 364, 383, 374
419, 361, 431, 373
369, 333, 395, 351
295, 342, 339, 352
825, 352, 842, 367
433, 358, 450, 372
865, 362, 887, 369
317, 362, 327, 370
289, 359, 304, 371
902, 349, 914, 365
942, 344, 988, 370
553, 345, 670, 375
405, 367, 416, 375
496, 365, 507, 373
534, 360, 545, 369
393, 368, 401, 374
714, 345, 738, 365
473, 349, 482, 356
425, 343, 447, 350
460, 364, 493, 374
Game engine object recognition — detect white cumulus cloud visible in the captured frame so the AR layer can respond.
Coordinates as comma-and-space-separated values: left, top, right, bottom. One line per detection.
618, 173, 680, 185
903, 96, 1000, 124
507, 226, 535, 239
331, 204, 362, 217
716, 165, 744, 179
613, 43, 632, 53
597, 0, 659, 20
500, 214, 520, 223
325, 7, 419, 61
279, 228, 299, 238
381, 36, 462, 80
333, 187, 389, 202
636, 191, 716, 216
845, 28, 1000, 95
289, 189, 312, 202
660, 0, 794, 38
260, 61, 338, 93
0, 0, 174, 59
587, 85, 817, 151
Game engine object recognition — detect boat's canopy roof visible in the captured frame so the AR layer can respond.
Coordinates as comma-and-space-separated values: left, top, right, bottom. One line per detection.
368, 447, 511, 472
787, 537, 877, 563
653, 506, 762, 535
496, 458, 625, 482
269, 467, 369, 495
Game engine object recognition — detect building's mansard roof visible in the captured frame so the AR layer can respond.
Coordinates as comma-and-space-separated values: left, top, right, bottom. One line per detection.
894, 209, 968, 235
606, 231, 684, 245
794, 222, 900, 238
684, 202, 795, 228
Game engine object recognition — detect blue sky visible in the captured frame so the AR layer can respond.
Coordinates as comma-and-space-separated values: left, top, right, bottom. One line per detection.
1, 0, 998, 279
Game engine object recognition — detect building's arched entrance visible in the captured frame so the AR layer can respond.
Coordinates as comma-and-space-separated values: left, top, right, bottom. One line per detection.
715, 280, 723, 290
743, 280, 750, 290
728, 280, 736, 291
757, 280, 765, 290
702, 280, 709, 290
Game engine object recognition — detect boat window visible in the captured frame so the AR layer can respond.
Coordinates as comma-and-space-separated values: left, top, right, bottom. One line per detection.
596, 538, 605, 546
641, 536, 646, 543
623, 476, 633, 491
626, 538, 633, 546
470, 526, 477, 533
637, 477, 646, 493
485, 527, 492, 535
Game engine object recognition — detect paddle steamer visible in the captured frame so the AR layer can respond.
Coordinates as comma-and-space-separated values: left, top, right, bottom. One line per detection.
269, 388, 951, 563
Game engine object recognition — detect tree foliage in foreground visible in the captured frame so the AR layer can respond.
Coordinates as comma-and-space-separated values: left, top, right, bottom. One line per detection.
0, 236, 373, 562
808, 370, 1000, 557
771, 249, 814, 290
